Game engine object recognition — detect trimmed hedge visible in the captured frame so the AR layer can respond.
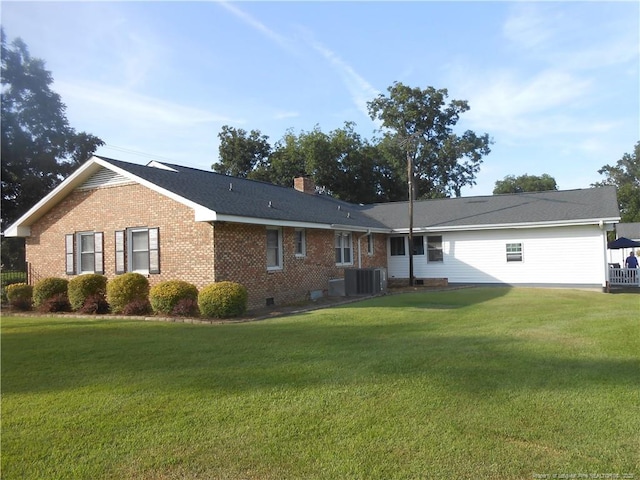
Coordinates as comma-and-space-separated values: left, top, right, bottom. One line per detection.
33, 277, 68, 308
68, 274, 108, 311
6, 283, 33, 311
198, 281, 247, 318
149, 280, 199, 316
106, 273, 150, 314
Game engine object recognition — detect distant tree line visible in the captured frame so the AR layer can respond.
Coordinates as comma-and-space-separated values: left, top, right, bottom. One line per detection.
215, 82, 493, 204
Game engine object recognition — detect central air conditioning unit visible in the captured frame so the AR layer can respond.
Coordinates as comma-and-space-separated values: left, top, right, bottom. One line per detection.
344, 268, 387, 296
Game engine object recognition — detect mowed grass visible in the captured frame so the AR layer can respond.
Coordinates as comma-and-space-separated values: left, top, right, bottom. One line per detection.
2, 287, 639, 479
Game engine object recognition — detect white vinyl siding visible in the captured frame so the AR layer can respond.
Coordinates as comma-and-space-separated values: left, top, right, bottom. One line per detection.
387, 225, 607, 286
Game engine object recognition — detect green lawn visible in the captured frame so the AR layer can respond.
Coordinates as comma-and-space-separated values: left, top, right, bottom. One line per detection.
2, 287, 639, 479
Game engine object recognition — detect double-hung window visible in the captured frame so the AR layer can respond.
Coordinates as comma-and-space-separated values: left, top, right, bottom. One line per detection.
267, 227, 283, 270
115, 227, 160, 274
506, 243, 523, 262
427, 236, 443, 262
295, 229, 306, 257
367, 233, 374, 256
335, 232, 352, 266
65, 231, 104, 275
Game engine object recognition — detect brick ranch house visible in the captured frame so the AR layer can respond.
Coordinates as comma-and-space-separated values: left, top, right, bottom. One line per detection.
5, 156, 621, 309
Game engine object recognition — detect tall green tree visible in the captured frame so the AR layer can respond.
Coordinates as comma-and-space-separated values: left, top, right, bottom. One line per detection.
1, 30, 103, 268
593, 142, 640, 223
214, 125, 271, 178
367, 82, 492, 200
493, 174, 558, 194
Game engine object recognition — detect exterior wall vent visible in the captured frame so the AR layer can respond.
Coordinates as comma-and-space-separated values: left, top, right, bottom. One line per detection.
78, 167, 133, 190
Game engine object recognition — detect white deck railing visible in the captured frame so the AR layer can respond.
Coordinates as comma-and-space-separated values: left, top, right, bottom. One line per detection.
608, 268, 640, 286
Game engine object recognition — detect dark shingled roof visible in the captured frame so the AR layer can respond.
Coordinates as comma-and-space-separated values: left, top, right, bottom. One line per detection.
99, 157, 389, 230
616, 222, 640, 240
100, 157, 620, 231
360, 187, 620, 230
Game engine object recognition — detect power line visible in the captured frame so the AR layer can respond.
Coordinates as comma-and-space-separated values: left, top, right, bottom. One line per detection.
100, 144, 179, 164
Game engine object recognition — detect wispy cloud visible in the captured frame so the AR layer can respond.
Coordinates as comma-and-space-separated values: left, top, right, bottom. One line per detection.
216, 1, 379, 122
216, 1, 296, 54
307, 39, 380, 119
273, 111, 299, 120
56, 80, 238, 126
449, 2, 636, 141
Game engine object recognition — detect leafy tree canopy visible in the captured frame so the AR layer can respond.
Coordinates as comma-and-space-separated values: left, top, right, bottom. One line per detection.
367, 82, 492, 199
493, 173, 558, 194
593, 141, 640, 223
1, 29, 103, 268
214, 125, 270, 178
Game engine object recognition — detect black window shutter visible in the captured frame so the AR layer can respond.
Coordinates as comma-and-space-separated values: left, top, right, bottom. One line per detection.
149, 228, 160, 274
115, 230, 126, 274
65, 234, 75, 275
94, 232, 104, 274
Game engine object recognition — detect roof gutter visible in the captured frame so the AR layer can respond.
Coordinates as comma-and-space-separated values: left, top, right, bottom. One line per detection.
390, 217, 621, 234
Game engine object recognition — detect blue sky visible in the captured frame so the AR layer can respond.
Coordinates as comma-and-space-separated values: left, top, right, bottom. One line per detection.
2, 1, 638, 196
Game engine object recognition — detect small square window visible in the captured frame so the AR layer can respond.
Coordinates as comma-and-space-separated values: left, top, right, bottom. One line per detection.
506, 243, 523, 262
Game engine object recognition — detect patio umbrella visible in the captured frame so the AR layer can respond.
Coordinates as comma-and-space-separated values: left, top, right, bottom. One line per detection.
607, 237, 640, 249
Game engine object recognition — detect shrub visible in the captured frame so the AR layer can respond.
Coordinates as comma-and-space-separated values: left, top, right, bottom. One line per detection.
198, 281, 247, 318
68, 274, 107, 311
171, 297, 200, 317
79, 294, 110, 314
1, 272, 27, 304
149, 280, 199, 315
6, 283, 33, 311
106, 273, 149, 314
121, 299, 152, 316
39, 293, 71, 313
33, 277, 68, 308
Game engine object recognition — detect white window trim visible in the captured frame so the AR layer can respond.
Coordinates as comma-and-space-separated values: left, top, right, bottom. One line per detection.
427, 235, 443, 263
367, 233, 374, 256
77, 231, 96, 274
506, 242, 523, 263
68, 231, 104, 275
295, 228, 306, 257
335, 232, 353, 266
125, 227, 160, 274
267, 227, 283, 271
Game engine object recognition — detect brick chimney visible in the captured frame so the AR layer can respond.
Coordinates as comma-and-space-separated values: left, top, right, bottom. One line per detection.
294, 177, 316, 194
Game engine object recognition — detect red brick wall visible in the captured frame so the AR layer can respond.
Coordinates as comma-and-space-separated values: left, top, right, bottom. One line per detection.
213, 224, 388, 309
26, 182, 390, 311
26, 183, 215, 287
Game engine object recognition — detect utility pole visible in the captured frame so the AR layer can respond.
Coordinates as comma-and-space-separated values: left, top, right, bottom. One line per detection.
407, 148, 414, 287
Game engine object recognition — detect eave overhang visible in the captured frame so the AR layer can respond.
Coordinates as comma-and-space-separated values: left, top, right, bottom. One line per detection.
389, 217, 621, 234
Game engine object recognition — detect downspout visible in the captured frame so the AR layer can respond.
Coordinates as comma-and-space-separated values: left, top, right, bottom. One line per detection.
357, 230, 371, 269
600, 220, 610, 291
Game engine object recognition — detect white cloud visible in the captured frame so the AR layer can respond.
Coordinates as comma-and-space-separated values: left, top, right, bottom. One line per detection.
273, 111, 300, 120
216, 1, 296, 54
55, 80, 236, 127
307, 39, 380, 119
216, 1, 379, 123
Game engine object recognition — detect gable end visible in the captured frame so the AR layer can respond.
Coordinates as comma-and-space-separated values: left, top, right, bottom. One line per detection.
78, 167, 133, 190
